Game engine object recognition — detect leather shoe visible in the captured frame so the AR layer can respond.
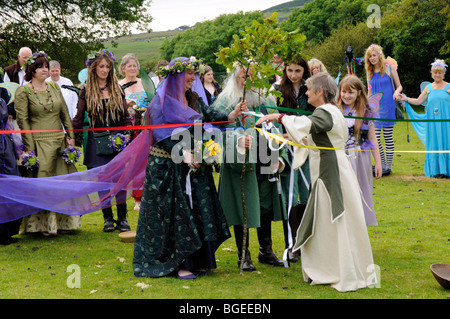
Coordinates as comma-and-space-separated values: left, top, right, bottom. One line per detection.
116, 218, 131, 232
258, 251, 285, 267
177, 270, 197, 279
103, 218, 115, 232
237, 257, 256, 272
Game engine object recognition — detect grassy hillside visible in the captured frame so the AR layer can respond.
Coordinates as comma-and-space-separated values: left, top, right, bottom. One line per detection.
262, 0, 312, 12
107, 2, 308, 72
104, 31, 180, 74
262, 0, 312, 19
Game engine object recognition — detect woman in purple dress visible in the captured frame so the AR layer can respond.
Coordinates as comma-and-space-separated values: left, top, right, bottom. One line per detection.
337, 75, 382, 226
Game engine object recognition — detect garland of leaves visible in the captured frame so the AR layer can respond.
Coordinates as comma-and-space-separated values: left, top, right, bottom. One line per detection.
24, 51, 51, 68
155, 56, 205, 78
86, 49, 116, 67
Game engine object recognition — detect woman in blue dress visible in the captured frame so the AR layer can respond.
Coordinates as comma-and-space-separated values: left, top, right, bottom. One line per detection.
398, 59, 450, 178
364, 44, 403, 176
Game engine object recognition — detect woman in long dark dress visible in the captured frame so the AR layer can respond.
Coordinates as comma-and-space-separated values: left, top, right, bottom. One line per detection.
72, 49, 132, 232
0, 75, 21, 245
133, 57, 245, 279
272, 56, 312, 262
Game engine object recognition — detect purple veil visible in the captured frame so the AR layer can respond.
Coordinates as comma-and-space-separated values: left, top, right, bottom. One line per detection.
148, 57, 202, 143
0, 57, 207, 224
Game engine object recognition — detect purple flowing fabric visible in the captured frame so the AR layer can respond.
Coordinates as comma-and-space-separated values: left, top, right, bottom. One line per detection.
0, 130, 151, 223
192, 74, 209, 106
0, 57, 207, 224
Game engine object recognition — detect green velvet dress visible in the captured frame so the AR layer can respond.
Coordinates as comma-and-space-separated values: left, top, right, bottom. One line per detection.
133, 97, 230, 277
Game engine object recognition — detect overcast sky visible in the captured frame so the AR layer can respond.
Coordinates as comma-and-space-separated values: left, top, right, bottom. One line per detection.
147, 0, 289, 31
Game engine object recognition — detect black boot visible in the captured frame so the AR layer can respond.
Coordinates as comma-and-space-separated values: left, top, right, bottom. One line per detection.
102, 208, 115, 232
257, 213, 284, 267
234, 225, 256, 271
287, 204, 306, 262
116, 203, 131, 232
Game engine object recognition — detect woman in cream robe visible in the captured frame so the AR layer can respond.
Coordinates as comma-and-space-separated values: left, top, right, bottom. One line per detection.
256, 72, 376, 292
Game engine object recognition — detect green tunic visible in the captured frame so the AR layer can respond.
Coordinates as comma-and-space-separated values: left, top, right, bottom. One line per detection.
15, 82, 76, 177
215, 96, 287, 228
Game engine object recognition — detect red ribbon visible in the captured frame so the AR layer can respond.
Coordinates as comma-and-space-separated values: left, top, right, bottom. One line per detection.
0, 118, 245, 135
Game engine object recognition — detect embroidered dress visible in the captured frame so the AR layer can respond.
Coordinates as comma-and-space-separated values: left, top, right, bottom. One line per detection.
370, 71, 396, 129
343, 104, 378, 226
283, 104, 376, 292
405, 83, 450, 177
133, 59, 230, 277
133, 96, 230, 277
14, 83, 81, 235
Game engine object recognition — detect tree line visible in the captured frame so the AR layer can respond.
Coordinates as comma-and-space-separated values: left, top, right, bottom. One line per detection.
2, 0, 448, 96
160, 0, 449, 96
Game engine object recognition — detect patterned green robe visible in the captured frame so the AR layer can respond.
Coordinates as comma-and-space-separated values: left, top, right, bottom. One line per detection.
133, 97, 230, 277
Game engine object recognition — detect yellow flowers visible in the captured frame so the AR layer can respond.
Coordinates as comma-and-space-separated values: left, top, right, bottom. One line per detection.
193, 139, 222, 168
204, 139, 222, 158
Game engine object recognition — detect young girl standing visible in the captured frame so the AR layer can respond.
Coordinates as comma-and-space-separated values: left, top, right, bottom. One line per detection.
364, 44, 403, 176
337, 75, 382, 226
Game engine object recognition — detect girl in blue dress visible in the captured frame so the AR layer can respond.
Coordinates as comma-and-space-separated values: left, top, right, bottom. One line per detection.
398, 59, 450, 178
364, 44, 403, 176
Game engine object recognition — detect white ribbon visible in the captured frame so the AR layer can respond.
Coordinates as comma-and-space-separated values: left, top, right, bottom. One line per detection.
259, 121, 312, 267
185, 168, 196, 209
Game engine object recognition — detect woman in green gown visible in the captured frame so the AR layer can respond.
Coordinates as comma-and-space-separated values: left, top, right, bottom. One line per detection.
15, 51, 81, 237
133, 57, 244, 279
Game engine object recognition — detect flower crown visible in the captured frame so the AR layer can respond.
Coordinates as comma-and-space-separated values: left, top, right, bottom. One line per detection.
431, 58, 448, 70
24, 51, 51, 68
86, 49, 116, 67
155, 56, 205, 77
368, 44, 382, 56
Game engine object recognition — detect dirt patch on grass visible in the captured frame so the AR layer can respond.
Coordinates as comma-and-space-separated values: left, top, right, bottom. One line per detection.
396, 175, 449, 182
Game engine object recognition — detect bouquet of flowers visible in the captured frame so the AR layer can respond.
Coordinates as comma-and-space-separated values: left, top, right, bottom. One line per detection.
20, 150, 40, 170
62, 146, 83, 164
192, 139, 222, 172
203, 139, 222, 164
109, 133, 130, 152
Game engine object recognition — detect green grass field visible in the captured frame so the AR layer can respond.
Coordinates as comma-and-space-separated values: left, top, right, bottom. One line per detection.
0, 109, 449, 301
103, 30, 180, 72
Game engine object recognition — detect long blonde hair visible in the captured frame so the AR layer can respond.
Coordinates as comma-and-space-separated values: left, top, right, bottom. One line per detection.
337, 75, 370, 144
85, 56, 124, 126
308, 58, 327, 73
364, 44, 386, 80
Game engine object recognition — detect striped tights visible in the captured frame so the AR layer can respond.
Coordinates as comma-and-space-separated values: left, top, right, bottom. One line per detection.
375, 126, 394, 170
